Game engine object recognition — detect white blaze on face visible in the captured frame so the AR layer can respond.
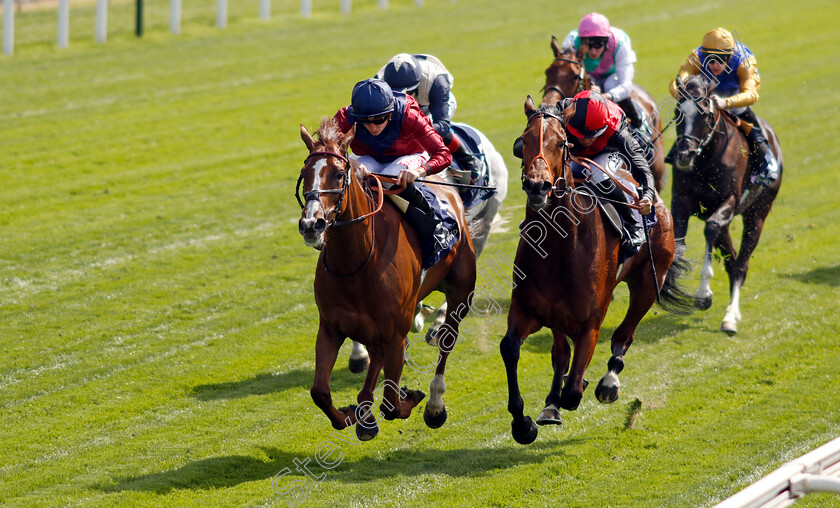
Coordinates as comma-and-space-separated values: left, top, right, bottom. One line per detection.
304, 158, 328, 220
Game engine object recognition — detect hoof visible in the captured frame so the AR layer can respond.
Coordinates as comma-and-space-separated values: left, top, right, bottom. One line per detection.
425, 326, 440, 347
355, 420, 379, 441
348, 356, 369, 374
595, 373, 621, 404
423, 406, 447, 429
695, 295, 713, 310
721, 321, 738, 336
511, 416, 538, 445
536, 406, 562, 426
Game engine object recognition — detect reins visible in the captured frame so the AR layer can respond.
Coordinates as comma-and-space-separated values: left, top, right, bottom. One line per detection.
525, 108, 642, 210
542, 55, 586, 101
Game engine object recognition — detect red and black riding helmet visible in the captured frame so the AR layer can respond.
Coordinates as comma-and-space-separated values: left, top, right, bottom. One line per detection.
566, 90, 610, 139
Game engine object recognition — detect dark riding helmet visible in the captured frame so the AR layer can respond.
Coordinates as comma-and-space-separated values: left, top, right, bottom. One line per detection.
350, 79, 396, 119
382, 53, 422, 93
566, 90, 610, 139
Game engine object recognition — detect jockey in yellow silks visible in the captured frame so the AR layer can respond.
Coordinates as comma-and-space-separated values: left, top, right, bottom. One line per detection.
668, 28, 779, 192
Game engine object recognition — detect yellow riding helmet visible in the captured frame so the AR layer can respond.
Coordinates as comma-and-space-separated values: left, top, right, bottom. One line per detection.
701, 28, 735, 55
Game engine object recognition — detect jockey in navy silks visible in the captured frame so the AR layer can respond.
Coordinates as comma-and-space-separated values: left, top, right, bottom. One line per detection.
333, 78, 457, 268
376, 53, 483, 178
668, 27, 780, 202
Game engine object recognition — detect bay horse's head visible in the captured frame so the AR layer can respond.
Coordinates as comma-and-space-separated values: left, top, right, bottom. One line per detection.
543, 36, 587, 105
297, 117, 356, 249
520, 95, 569, 210
672, 75, 720, 171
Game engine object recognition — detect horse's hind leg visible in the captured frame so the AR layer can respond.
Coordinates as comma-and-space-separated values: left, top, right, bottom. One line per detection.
537, 329, 570, 425
713, 228, 740, 335
348, 341, 370, 374
595, 276, 656, 404
721, 202, 773, 335
501, 300, 542, 444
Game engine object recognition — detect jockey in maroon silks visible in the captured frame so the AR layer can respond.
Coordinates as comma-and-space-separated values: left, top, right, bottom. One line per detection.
563, 90, 655, 251
333, 78, 455, 267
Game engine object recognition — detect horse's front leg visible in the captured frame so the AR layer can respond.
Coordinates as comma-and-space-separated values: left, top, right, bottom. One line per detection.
697, 197, 737, 310
351, 351, 383, 441
537, 329, 570, 425
310, 324, 354, 430
500, 300, 542, 444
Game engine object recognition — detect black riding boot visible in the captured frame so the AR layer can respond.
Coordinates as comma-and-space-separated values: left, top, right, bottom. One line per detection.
616, 97, 642, 129
452, 141, 483, 178
397, 184, 439, 242
737, 110, 779, 211
593, 180, 644, 250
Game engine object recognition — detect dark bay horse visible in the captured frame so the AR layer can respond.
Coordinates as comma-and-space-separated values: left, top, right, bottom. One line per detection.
671, 75, 783, 334
501, 97, 693, 445
543, 35, 666, 193
297, 117, 476, 440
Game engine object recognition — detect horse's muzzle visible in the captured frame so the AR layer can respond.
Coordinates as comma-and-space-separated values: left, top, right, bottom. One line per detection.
522, 178, 552, 209
299, 214, 326, 249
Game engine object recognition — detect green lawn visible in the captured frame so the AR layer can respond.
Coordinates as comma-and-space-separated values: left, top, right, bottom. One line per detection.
2, 0, 840, 506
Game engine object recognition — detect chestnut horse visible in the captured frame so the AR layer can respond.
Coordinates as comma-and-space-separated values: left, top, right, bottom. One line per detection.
542, 36, 666, 193
500, 97, 693, 444
297, 118, 476, 440
671, 75, 782, 334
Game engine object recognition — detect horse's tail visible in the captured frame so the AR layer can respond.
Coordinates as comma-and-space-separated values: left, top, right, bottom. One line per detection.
658, 253, 695, 315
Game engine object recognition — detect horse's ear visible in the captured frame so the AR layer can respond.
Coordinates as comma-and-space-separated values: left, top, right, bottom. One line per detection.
525, 95, 536, 115
551, 35, 561, 58
675, 75, 685, 92
340, 124, 356, 151
300, 124, 315, 152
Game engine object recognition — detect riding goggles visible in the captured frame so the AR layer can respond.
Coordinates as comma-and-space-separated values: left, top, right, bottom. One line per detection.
356, 113, 391, 125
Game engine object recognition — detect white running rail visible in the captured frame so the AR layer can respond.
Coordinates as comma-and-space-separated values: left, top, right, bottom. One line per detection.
715, 436, 840, 507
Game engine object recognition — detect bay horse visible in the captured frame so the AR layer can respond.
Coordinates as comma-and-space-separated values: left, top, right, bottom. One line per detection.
670, 75, 783, 334
543, 35, 666, 193
297, 117, 476, 440
501, 97, 693, 445
347, 121, 508, 371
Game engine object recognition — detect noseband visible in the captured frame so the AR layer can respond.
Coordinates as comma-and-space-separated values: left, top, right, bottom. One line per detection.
675, 97, 722, 161
296, 150, 368, 229
523, 109, 569, 197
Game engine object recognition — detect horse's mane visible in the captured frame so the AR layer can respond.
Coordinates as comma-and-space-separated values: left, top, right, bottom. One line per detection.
316, 116, 343, 145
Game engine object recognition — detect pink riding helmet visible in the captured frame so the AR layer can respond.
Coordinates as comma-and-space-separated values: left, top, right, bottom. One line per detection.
578, 12, 611, 38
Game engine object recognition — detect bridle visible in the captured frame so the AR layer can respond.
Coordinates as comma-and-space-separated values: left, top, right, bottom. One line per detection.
675, 97, 724, 161
543, 56, 586, 101
523, 109, 569, 198
296, 148, 387, 276
523, 108, 642, 209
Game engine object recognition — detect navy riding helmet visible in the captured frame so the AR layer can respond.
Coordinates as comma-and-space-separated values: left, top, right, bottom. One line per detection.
382, 53, 422, 93
350, 79, 396, 119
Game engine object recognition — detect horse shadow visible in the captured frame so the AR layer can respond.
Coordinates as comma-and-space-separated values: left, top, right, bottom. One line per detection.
105, 447, 299, 494
191, 366, 362, 401
786, 264, 840, 287
105, 440, 580, 494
